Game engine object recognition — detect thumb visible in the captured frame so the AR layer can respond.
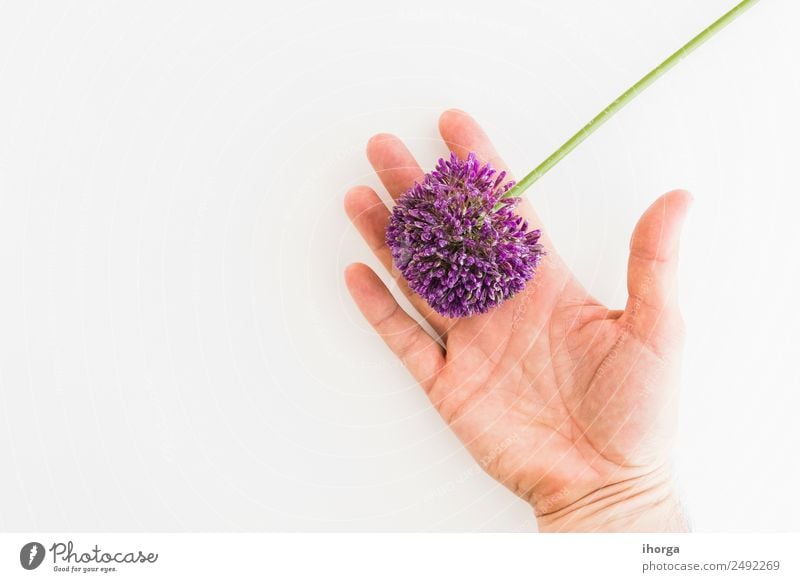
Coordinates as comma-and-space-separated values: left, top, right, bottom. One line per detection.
625, 189, 693, 342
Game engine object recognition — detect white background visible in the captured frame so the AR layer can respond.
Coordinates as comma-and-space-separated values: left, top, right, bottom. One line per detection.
0, 0, 798, 532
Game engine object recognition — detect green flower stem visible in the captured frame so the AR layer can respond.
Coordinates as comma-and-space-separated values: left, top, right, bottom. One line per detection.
499, 0, 761, 205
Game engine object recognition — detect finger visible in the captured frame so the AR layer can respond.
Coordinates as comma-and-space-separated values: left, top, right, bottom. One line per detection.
438, 109, 548, 233
438, 108, 568, 293
438, 108, 509, 175
624, 189, 693, 342
344, 185, 452, 337
345, 263, 445, 392
366, 133, 424, 199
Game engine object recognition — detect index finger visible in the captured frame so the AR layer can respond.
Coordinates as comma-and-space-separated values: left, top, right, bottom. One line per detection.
437, 109, 553, 251
438, 109, 511, 177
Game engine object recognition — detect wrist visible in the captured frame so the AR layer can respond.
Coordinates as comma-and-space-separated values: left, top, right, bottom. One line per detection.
535, 466, 689, 533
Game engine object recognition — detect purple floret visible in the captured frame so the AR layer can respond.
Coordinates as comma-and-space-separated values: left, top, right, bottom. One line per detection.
386, 152, 544, 318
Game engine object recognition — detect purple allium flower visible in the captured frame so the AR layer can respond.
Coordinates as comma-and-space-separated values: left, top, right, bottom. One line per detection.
386, 153, 544, 318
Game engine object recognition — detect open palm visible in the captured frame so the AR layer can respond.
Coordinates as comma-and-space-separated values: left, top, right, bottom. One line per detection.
345, 109, 691, 531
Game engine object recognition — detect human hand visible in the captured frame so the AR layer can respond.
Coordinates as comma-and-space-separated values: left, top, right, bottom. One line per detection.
344, 109, 692, 532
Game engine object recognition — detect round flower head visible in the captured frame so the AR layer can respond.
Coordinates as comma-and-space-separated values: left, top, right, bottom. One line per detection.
386, 153, 544, 318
